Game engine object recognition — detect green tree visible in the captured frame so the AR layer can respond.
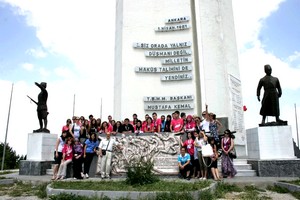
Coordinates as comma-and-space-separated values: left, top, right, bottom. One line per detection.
0, 142, 20, 169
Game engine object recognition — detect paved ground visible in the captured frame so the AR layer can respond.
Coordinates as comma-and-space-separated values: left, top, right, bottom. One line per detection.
1, 172, 299, 199
2, 172, 298, 186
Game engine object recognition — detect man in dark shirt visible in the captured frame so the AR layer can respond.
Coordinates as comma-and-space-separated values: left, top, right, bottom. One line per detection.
121, 118, 134, 133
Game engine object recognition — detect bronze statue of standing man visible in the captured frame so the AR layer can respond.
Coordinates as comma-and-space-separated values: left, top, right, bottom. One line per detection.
28, 82, 50, 133
257, 64, 284, 125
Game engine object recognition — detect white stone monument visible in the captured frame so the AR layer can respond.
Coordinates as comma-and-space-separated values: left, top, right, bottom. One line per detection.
247, 126, 295, 160
246, 126, 300, 177
114, 0, 246, 156
19, 133, 57, 175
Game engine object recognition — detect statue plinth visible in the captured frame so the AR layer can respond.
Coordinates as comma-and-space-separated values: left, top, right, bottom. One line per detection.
247, 126, 294, 160
19, 132, 57, 175
259, 120, 288, 127
246, 126, 300, 177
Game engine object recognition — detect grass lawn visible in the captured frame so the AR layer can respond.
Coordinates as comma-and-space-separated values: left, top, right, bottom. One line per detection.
0, 181, 47, 198
51, 180, 211, 192
282, 179, 300, 186
0, 170, 15, 175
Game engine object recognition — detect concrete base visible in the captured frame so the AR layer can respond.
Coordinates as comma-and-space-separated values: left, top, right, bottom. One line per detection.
248, 159, 300, 177
19, 160, 53, 175
27, 133, 57, 161
246, 126, 295, 159
235, 144, 247, 158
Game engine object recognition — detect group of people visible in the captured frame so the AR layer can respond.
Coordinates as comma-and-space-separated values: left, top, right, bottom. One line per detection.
177, 105, 237, 181
52, 105, 237, 181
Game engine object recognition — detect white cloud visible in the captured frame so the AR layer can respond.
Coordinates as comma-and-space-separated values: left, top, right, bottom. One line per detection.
232, 0, 285, 51
21, 62, 34, 71
54, 67, 74, 79
287, 51, 300, 66
38, 67, 50, 77
5, 0, 115, 80
26, 48, 47, 58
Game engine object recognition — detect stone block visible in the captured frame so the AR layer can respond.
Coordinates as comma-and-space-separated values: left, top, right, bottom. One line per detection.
248, 159, 300, 177
246, 126, 295, 159
19, 160, 53, 175
27, 133, 57, 161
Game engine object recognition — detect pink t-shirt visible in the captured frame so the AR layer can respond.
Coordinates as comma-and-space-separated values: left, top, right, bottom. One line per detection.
183, 139, 195, 155
142, 121, 147, 131
185, 121, 195, 130
62, 125, 69, 132
153, 118, 161, 132
144, 123, 154, 132
107, 125, 113, 132
62, 144, 73, 161
171, 118, 183, 132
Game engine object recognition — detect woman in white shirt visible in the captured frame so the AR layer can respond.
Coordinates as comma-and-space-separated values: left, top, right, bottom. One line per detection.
194, 130, 208, 180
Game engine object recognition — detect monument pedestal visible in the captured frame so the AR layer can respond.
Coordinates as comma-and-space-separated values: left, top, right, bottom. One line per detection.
246, 126, 300, 177
19, 133, 57, 175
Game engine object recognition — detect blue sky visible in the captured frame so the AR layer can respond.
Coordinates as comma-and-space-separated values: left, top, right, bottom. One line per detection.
0, 3, 75, 83
259, 0, 300, 62
0, 0, 300, 154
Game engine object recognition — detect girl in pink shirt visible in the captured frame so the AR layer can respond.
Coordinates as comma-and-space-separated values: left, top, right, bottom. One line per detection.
99, 121, 112, 134
185, 115, 196, 132
56, 137, 74, 180
134, 120, 143, 134
144, 117, 154, 133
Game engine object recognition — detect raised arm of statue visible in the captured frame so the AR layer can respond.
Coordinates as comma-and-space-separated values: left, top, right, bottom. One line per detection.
35, 82, 47, 92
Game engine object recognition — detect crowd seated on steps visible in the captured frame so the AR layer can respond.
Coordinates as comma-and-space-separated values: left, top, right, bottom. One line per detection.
52, 105, 237, 181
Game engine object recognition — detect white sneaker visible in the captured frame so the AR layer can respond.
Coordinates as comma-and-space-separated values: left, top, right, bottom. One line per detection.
199, 177, 203, 180
85, 173, 89, 178
203, 177, 207, 180
73, 177, 77, 180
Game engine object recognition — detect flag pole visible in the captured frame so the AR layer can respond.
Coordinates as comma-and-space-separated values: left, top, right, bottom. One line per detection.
1, 83, 14, 171
72, 94, 75, 117
295, 103, 299, 147
100, 97, 103, 119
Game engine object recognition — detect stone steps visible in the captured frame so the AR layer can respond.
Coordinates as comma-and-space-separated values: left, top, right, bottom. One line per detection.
233, 159, 256, 177
235, 170, 257, 177
216, 159, 256, 177
46, 168, 53, 176
47, 159, 257, 177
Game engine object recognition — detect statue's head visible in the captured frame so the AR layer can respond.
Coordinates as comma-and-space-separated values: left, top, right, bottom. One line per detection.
40, 82, 47, 88
264, 64, 272, 75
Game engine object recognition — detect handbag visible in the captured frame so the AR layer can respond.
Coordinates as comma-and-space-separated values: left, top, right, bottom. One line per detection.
229, 147, 237, 159
202, 143, 214, 157
102, 139, 110, 156
201, 143, 213, 167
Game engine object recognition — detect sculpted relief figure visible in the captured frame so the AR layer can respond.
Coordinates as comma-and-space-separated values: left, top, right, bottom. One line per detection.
27, 82, 50, 133
257, 65, 285, 125
111, 133, 180, 174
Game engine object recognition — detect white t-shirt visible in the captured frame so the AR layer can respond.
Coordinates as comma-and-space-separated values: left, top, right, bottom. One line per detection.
57, 137, 65, 152
201, 119, 210, 133
195, 137, 206, 152
99, 138, 118, 151
73, 124, 81, 138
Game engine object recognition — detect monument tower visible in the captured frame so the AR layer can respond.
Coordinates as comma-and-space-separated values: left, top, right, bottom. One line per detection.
114, 0, 246, 155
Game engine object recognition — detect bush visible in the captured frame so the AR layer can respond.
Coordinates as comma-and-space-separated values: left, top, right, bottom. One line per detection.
125, 157, 159, 185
